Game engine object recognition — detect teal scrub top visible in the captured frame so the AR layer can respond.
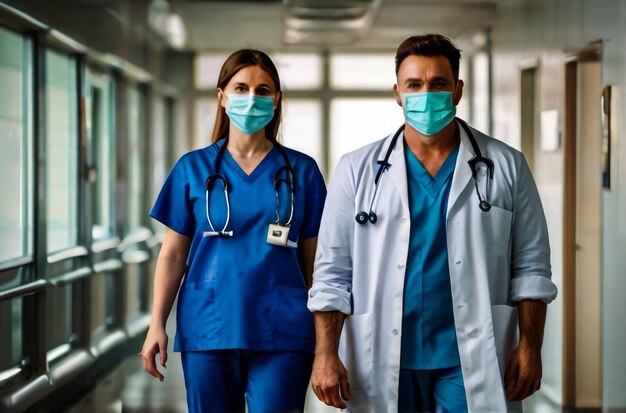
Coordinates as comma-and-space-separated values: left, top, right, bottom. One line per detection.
151, 140, 326, 353
401, 141, 461, 370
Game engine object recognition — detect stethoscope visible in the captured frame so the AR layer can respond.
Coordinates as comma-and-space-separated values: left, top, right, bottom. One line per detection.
203, 140, 295, 239
355, 118, 494, 225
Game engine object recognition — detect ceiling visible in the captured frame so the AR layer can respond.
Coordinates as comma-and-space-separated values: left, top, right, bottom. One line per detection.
171, 0, 499, 52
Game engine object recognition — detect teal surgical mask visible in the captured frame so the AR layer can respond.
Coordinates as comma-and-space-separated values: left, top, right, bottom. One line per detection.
225, 94, 275, 135
403, 91, 456, 135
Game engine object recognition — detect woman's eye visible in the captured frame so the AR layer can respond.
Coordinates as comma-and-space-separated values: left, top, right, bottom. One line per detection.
234, 86, 246, 92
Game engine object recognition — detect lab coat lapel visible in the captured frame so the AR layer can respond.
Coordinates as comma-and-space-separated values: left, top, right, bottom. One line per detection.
447, 121, 476, 216
386, 130, 410, 213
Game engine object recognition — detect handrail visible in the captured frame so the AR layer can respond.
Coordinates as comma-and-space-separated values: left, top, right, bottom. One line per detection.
0, 280, 49, 302
47, 246, 89, 264
0, 358, 31, 389
93, 258, 123, 273
91, 236, 121, 254
48, 268, 92, 286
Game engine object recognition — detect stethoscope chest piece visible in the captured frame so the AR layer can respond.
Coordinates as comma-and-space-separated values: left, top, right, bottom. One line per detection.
355, 211, 378, 225
479, 200, 491, 212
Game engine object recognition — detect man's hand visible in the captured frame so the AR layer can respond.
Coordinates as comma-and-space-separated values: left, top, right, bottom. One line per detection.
311, 352, 351, 408
505, 299, 547, 401
504, 340, 542, 401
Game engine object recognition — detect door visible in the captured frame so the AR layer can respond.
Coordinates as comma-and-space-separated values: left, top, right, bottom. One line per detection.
563, 47, 603, 409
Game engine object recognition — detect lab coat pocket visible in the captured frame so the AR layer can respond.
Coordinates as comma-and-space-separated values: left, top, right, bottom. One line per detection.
177, 282, 215, 340
491, 304, 519, 379
481, 205, 513, 256
276, 286, 314, 339
339, 313, 374, 393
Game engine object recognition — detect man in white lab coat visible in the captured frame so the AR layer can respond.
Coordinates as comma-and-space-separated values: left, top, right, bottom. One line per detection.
307, 34, 558, 413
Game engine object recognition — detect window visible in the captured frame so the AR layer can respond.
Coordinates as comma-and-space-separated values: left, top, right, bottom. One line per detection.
330, 53, 396, 90
0, 299, 23, 371
194, 53, 228, 90
88, 71, 115, 241
0, 26, 33, 266
46, 49, 79, 253
127, 86, 146, 231
281, 99, 323, 170
471, 51, 490, 133
194, 97, 217, 149
330, 98, 404, 175
273, 54, 322, 90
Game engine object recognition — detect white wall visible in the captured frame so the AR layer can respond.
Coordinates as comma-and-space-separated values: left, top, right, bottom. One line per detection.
489, 0, 626, 408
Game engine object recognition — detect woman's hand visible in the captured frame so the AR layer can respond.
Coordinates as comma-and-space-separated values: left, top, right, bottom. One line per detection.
139, 325, 169, 381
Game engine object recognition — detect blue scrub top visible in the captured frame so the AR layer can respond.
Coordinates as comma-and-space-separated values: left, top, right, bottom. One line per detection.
401, 141, 460, 370
151, 140, 327, 353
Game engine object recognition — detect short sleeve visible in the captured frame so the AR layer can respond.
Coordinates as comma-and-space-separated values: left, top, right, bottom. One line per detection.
299, 162, 327, 239
150, 157, 195, 237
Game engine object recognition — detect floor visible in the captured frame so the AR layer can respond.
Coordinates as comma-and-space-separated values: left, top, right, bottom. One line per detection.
67, 307, 560, 413
68, 354, 561, 413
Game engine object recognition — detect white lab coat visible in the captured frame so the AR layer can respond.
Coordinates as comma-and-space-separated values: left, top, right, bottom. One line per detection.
308, 121, 558, 413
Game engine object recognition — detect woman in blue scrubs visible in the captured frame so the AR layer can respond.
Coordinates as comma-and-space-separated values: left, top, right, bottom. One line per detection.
139, 49, 327, 413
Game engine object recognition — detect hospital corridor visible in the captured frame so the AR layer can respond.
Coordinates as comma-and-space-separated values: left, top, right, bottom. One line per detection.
1, 0, 626, 412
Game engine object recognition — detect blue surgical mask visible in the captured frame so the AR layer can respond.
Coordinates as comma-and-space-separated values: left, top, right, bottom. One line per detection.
225, 94, 275, 135
403, 91, 456, 135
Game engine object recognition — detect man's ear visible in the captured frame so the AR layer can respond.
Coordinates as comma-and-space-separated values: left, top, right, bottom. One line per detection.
453, 80, 464, 105
393, 84, 402, 106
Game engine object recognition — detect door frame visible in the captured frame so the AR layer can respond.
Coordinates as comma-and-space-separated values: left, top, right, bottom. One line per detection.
563, 42, 602, 408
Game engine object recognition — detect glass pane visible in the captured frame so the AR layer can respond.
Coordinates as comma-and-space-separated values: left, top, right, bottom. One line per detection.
0, 26, 32, 264
90, 272, 107, 337
471, 51, 489, 132
127, 86, 145, 231
89, 72, 115, 241
330, 54, 396, 90
274, 53, 322, 90
194, 53, 228, 90
194, 97, 218, 149
0, 299, 23, 370
330, 98, 405, 176
151, 97, 167, 205
457, 57, 470, 122
46, 50, 79, 253
281, 99, 324, 172
46, 284, 73, 350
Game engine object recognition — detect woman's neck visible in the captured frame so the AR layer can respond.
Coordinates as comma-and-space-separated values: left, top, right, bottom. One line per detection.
227, 129, 273, 159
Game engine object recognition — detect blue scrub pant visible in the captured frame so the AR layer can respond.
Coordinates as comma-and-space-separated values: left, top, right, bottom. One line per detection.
181, 349, 313, 413
398, 366, 468, 413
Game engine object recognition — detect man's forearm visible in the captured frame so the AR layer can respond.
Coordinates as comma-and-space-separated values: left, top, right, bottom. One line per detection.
518, 299, 547, 349
313, 311, 347, 355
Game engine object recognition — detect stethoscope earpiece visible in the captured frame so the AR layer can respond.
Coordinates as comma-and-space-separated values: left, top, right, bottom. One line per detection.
368, 212, 378, 224
479, 200, 491, 212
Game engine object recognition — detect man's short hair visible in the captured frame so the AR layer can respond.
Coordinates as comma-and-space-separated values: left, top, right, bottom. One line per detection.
395, 34, 462, 82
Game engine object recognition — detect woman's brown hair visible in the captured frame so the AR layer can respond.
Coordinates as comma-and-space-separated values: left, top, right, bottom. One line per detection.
210, 49, 282, 143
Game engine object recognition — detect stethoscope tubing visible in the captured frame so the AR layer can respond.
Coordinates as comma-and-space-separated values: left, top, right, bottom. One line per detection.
355, 118, 494, 225
205, 139, 296, 236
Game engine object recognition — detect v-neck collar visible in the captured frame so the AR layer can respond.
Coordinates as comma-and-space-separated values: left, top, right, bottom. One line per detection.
217, 139, 281, 183
405, 143, 459, 199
